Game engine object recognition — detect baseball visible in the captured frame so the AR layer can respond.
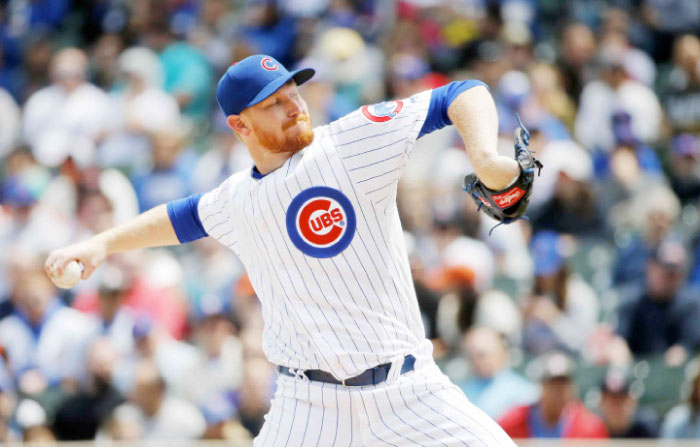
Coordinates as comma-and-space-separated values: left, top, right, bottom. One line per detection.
50, 260, 83, 289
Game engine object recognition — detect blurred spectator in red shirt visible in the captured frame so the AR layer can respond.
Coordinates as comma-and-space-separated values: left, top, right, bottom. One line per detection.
498, 351, 608, 439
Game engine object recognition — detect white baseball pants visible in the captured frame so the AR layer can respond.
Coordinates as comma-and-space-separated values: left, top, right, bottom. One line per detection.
254, 360, 516, 447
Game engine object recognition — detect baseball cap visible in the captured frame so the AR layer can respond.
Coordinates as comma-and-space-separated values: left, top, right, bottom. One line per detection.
537, 351, 574, 381
651, 240, 688, 271
216, 55, 315, 116
672, 134, 700, 158
601, 369, 633, 396
531, 231, 565, 276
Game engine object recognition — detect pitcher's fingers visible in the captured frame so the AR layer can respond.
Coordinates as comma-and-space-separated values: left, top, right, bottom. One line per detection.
81, 262, 97, 280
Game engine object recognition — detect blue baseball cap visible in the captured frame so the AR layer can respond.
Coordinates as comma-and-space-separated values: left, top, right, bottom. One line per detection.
531, 231, 565, 276
216, 54, 315, 116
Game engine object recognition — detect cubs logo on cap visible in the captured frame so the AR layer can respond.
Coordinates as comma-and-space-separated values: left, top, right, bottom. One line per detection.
361, 100, 403, 123
286, 186, 356, 258
260, 57, 278, 71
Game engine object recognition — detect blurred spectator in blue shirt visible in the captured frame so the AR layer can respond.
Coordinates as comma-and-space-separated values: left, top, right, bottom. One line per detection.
662, 363, 700, 439
615, 241, 700, 366
131, 126, 194, 213
458, 326, 538, 419
522, 231, 599, 356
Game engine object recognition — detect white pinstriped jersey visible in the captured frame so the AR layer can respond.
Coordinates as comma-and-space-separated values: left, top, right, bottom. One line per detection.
198, 89, 432, 380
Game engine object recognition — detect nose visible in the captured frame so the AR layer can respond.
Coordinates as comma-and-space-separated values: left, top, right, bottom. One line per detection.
287, 96, 303, 117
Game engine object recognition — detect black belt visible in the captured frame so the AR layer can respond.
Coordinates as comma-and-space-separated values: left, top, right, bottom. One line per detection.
278, 354, 416, 387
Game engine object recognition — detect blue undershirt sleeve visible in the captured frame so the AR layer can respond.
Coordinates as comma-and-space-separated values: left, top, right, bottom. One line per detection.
418, 80, 489, 139
167, 193, 208, 243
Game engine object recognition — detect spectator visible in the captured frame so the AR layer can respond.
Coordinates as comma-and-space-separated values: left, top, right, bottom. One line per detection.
146, 21, 213, 125
612, 185, 681, 286
52, 338, 124, 440
21, 48, 111, 168
599, 369, 659, 438
557, 23, 597, 104
615, 241, 700, 365
669, 134, 700, 206
662, 363, 700, 439
114, 315, 199, 394
85, 266, 136, 356
179, 299, 244, 406
131, 125, 194, 213
0, 252, 93, 389
498, 351, 609, 439
658, 34, 700, 133
0, 88, 19, 158
109, 360, 205, 442
15, 398, 56, 443
99, 46, 181, 170
575, 45, 662, 153
522, 231, 599, 356
458, 327, 538, 419
531, 146, 606, 238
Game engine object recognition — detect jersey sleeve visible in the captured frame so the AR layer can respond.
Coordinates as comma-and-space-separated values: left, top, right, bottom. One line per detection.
328, 80, 488, 204
195, 172, 243, 245
328, 90, 431, 203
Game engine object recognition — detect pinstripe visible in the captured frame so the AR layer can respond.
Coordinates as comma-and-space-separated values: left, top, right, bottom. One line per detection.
416, 369, 496, 446
271, 380, 287, 447
235, 183, 297, 366
406, 382, 473, 446
284, 378, 298, 446
348, 389, 354, 446
357, 391, 397, 446
369, 390, 420, 445
265, 171, 362, 375
332, 385, 339, 446
249, 181, 345, 374
237, 180, 327, 369
299, 380, 312, 446
277, 162, 369, 369
391, 387, 448, 446
412, 381, 485, 445
315, 382, 326, 446
331, 121, 371, 136
348, 152, 404, 172
356, 166, 403, 184
317, 134, 402, 347
364, 201, 417, 332
365, 179, 397, 196
425, 384, 505, 446
307, 149, 390, 352
340, 137, 405, 160
319, 134, 409, 335
336, 120, 422, 148
381, 387, 438, 446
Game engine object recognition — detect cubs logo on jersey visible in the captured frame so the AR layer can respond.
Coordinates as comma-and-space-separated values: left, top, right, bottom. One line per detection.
361, 100, 404, 123
285, 186, 356, 258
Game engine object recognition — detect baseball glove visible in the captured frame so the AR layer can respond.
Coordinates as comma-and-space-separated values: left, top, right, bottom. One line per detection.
463, 115, 543, 231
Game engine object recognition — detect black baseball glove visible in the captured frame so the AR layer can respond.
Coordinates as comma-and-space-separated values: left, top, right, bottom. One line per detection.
463, 115, 543, 230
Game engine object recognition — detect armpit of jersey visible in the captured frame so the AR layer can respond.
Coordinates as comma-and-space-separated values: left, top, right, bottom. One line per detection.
285, 186, 356, 258
167, 193, 207, 243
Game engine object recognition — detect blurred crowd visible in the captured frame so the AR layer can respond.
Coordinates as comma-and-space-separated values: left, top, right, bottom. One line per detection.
2, 0, 700, 443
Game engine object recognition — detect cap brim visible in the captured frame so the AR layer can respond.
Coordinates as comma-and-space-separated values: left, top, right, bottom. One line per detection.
245, 67, 316, 111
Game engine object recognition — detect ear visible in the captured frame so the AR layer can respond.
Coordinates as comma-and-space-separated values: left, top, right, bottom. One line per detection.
227, 115, 250, 136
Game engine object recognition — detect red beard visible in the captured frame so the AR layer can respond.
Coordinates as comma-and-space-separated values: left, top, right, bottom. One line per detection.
254, 115, 314, 154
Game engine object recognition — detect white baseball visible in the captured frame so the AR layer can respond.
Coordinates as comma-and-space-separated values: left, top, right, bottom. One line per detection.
50, 260, 83, 289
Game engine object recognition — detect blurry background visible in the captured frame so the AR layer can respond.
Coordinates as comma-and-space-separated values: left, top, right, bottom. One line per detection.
1, 0, 700, 444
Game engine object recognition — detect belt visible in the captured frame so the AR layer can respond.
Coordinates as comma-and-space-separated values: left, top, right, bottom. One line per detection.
278, 354, 416, 387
